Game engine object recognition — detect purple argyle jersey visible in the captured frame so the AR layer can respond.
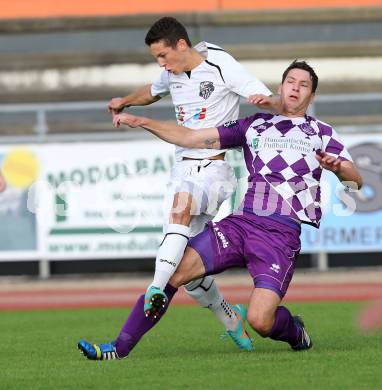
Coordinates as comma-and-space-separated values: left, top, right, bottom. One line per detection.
189, 211, 301, 298
217, 113, 352, 227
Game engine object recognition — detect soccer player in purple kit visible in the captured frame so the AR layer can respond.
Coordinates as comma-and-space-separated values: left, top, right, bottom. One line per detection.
78, 60, 362, 359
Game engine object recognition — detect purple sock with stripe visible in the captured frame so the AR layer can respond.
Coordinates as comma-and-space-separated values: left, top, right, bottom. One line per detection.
115, 283, 178, 358
268, 306, 301, 346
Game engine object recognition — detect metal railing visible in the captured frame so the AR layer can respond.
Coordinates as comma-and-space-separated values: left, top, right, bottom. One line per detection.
0, 93, 381, 144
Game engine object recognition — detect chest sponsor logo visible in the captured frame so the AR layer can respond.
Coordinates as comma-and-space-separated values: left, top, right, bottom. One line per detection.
199, 81, 215, 100
298, 122, 317, 136
254, 136, 314, 154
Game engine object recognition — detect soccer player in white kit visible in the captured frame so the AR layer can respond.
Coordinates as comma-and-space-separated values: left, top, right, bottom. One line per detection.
104, 17, 280, 354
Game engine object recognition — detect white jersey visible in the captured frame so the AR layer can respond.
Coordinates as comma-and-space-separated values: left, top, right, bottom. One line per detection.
151, 41, 272, 161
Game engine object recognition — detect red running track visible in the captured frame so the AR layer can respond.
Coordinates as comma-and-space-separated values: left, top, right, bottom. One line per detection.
1, 283, 382, 311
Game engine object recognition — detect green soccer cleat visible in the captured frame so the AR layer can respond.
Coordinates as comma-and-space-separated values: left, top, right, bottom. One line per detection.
223, 304, 254, 351
77, 339, 119, 360
144, 286, 168, 319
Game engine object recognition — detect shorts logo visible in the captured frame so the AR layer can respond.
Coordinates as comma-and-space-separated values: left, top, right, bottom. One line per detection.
199, 81, 215, 100
213, 224, 229, 248
270, 263, 280, 273
159, 258, 177, 268
223, 120, 237, 128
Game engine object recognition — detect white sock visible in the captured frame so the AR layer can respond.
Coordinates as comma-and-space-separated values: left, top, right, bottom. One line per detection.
185, 276, 238, 331
150, 223, 191, 291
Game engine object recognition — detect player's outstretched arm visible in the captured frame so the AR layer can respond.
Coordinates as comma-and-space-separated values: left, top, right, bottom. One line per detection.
108, 85, 161, 113
315, 151, 363, 189
113, 113, 220, 149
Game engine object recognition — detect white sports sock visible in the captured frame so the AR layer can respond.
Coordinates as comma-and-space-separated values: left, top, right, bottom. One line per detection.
150, 223, 191, 291
185, 276, 238, 331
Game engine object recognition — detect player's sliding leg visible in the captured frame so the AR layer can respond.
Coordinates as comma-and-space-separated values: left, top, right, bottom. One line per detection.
246, 287, 312, 351
78, 247, 206, 360
78, 283, 178, 360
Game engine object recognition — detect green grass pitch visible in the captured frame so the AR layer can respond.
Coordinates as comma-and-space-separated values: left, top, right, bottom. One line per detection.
2, 302, 382, 389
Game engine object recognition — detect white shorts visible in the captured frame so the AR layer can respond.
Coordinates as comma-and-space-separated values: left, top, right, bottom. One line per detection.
163, 159, 237, 236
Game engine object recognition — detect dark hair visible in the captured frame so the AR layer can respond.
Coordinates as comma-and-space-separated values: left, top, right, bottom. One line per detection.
145, 17, 192, 48
282, 60, 318, 93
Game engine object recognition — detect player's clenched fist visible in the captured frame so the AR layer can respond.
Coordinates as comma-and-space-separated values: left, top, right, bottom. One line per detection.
315, 151, 341, 173
108, 97, 127, 113
248, 94, 271, 105
113, 113, 143, 128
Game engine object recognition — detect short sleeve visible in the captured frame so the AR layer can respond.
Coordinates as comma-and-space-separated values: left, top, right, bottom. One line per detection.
318, 121, 353, 162
223, 55, 272, 98
151, 70, 170, 98
217, 115, 256, 149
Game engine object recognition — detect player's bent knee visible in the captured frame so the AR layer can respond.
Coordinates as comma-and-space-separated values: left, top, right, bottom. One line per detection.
169, 270, 188, 288
247, 313, 273, 337
169, 251, 206, 289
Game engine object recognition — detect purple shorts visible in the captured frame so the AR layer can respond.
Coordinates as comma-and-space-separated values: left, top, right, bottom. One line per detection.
188, 212, 301, 298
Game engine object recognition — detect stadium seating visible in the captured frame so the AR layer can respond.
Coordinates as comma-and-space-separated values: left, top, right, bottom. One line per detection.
0, 6, 382, 136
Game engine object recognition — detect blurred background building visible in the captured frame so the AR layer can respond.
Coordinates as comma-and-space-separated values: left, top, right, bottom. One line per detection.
0, 0, 381, 277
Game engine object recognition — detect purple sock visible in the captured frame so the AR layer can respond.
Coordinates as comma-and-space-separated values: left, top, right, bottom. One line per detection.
115, 283, 178, 358
268, 306, 301, 346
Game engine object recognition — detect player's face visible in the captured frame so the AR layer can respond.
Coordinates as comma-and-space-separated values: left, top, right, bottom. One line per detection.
279, 68, 315, 117
149, 39, 188, 75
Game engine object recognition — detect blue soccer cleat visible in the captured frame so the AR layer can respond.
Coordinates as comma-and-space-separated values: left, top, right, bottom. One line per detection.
222, 304, 254, 351
144, 286, 168, 319
291, 316, 313, 351
78, 339, 119, 360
